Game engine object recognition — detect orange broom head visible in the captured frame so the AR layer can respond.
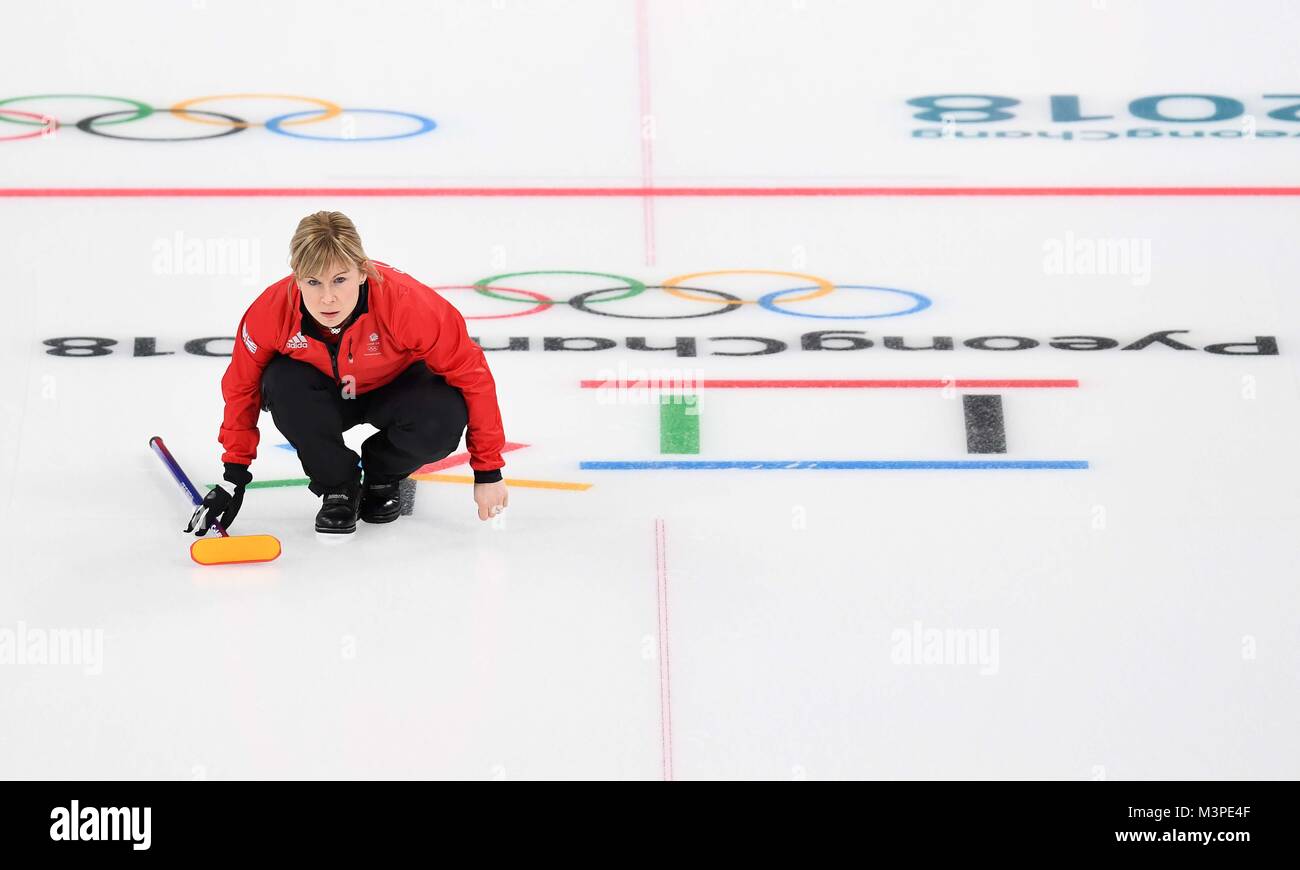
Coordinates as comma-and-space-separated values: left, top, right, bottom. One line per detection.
190, 534, 282, 566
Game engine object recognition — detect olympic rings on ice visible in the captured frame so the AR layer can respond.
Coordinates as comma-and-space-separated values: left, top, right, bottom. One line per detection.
170, 93, 343, 129
265, 108, 437, 141
460, 271, 932, 320
0, 93, 437, 141
78, 108, 248, 141
0, 108, 58, 141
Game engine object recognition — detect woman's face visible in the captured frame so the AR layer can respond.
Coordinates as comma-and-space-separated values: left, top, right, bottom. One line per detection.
297, 261, 363, 329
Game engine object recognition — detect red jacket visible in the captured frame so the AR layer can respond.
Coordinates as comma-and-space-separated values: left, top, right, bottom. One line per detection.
218, 261, 506, 474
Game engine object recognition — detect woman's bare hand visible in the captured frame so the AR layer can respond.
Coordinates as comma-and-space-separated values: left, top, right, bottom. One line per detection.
474, 480, 509, 521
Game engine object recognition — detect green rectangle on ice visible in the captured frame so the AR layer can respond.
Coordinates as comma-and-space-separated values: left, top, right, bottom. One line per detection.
659, 393, 700, 454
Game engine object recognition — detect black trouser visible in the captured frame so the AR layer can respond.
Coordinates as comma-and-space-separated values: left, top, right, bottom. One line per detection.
260, 355, 468, 496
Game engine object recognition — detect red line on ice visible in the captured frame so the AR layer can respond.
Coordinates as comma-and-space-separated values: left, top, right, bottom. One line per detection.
635, 0, 656, 266
580, 378, 1079, 389
655, 517, 674, 781
4, 186, 1300, 197
413, 441, 529, 474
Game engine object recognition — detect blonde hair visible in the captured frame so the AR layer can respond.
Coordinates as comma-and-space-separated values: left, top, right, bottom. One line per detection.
289, 211, 381, 284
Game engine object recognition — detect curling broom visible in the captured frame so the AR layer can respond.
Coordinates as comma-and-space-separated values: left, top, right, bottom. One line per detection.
148, 435, 281, 566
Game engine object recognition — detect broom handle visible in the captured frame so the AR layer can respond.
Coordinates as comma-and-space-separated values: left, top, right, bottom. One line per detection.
148, 435, 229, 538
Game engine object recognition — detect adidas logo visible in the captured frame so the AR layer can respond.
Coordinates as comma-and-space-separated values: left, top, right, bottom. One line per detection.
286, 332, 309, 349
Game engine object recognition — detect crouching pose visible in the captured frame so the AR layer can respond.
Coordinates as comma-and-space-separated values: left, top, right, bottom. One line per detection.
193, 211, 508, 535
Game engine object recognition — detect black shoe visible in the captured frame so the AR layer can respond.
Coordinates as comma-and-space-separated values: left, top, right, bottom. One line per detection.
360, 478, 403, 524
315, 483, 361, 534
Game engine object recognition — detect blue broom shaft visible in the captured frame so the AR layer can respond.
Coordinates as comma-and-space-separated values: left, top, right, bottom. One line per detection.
149, 436, 230, 537
148, 436, 204, 505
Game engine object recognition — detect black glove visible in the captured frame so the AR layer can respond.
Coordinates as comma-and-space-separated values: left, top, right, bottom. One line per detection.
186, 463, 251, 536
